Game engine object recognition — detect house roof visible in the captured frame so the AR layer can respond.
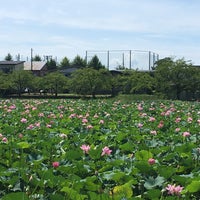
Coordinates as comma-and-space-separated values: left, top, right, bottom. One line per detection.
0, 61, 25, 65
60, 67, 78, 74
24, 61, 47, 71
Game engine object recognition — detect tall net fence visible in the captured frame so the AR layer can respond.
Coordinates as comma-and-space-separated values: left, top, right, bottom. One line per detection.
86, 50, 159, 70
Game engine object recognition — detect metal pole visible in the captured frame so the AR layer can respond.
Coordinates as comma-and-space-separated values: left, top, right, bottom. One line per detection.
122, 53, 124, 68
31, 48, 33, 71
157, 54, 159, 61
107, 50, 110, 70
153, 52, 155, 67
85, 51, 88, 64
148, 51, 151, 70
129, 50, 131, 69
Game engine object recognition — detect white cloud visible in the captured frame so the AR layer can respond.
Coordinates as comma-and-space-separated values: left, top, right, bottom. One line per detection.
0, 0, 200, 66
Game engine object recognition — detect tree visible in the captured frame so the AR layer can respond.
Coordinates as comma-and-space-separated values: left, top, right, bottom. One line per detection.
33, 55, 42, 61
5, 53, 13, 61
42, 72, 68, 97
182, 66, 200, 100
59, 57, 71, 69
69, 68, 109, 97
0, 72, 11, 96
9, 70, 34, 97
47, 59, 57, 71
87, 55, 105, 70
154, 57, 193, 100
71, 55, 86, 68
129, 71, 155, 94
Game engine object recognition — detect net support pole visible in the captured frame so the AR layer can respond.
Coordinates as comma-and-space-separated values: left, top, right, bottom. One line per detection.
107, 50, 110, 70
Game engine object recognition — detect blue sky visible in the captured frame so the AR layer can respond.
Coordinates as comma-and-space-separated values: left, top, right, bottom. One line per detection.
0, 0, 200, 69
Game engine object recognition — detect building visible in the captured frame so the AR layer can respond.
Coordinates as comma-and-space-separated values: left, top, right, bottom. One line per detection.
0, 61, 24, 73
23, 61, 48, 76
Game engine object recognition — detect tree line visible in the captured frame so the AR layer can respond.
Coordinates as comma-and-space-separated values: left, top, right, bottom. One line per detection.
0, 55, 200, 100
3, 53, 104, 71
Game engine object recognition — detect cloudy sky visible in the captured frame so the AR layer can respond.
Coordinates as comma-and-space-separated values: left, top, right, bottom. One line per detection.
0, 0, 200, 69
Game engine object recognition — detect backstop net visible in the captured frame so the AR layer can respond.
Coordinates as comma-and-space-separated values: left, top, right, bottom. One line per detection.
85, 50, 159, 70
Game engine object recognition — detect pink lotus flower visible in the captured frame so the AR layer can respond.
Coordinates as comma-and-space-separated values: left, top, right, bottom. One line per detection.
99, 120, 104, 124
27, 124, 34, 130
175, 128, 180, 132
183, 131, 190, 137
60, 133, 67, 139
175, 117, 181, 123
2, 137, 8, 143
69, 113, 76, 118
149, 117, 156, 122
38, 113, 44, 117
148, 158, 156, 165
21, 118, 27, 123
52, 161, 60, 168
101, 146, 112, 156
82, 118, 88, 124
87, 125, 93, 129
137, 123, 143, 128
158, 121, 164, 128
166, 184, 184, 196
150, 130, 157, 135
46, 124, 52, 128
9, 105, 16, 110
80, 144, 90, 154
187, 117, 193, 123
93, 114, 99, 118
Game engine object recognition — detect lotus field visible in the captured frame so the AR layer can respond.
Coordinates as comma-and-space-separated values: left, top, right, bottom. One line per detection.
0, 98, 200, 200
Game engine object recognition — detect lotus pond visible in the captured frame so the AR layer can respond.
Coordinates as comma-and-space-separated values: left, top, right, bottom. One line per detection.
0, 98, 200, 199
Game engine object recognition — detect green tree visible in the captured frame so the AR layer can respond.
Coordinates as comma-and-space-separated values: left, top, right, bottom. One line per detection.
29, 76, 43, 94
69, 68, 109, 97
129, 71, 155, 94
71, 55, 86, 68
0, 72, 11, 96
43, 72, 68, 97
87, 55, 105, 70
47, 59, 57, 71
5, 53, 13, 61
33, 55, 42, 61
59, 57, 71, 69
154, 57, 193, 99
9, 70, 34, 97
154, 57, 174, 98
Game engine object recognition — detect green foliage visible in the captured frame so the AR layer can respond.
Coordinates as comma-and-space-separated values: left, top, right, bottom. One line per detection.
42, 72, 68, 96
4, 53, 13, 61
0, 99, 199, 198
154, 57, 194, 100
59, 57, 71, 69
87, 55, 105, 70
32, 55, 42, 61
71, 55, 86, 68
69, 68, 111, 97
9, 70, 34, 96
47, 59, 57, 71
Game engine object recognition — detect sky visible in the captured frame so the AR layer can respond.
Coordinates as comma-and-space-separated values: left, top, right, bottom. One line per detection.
0, 0, 200, 70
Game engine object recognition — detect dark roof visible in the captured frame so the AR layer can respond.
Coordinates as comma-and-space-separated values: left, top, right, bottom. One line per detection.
60, 67, 78, 74
0, 61, 25, 65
